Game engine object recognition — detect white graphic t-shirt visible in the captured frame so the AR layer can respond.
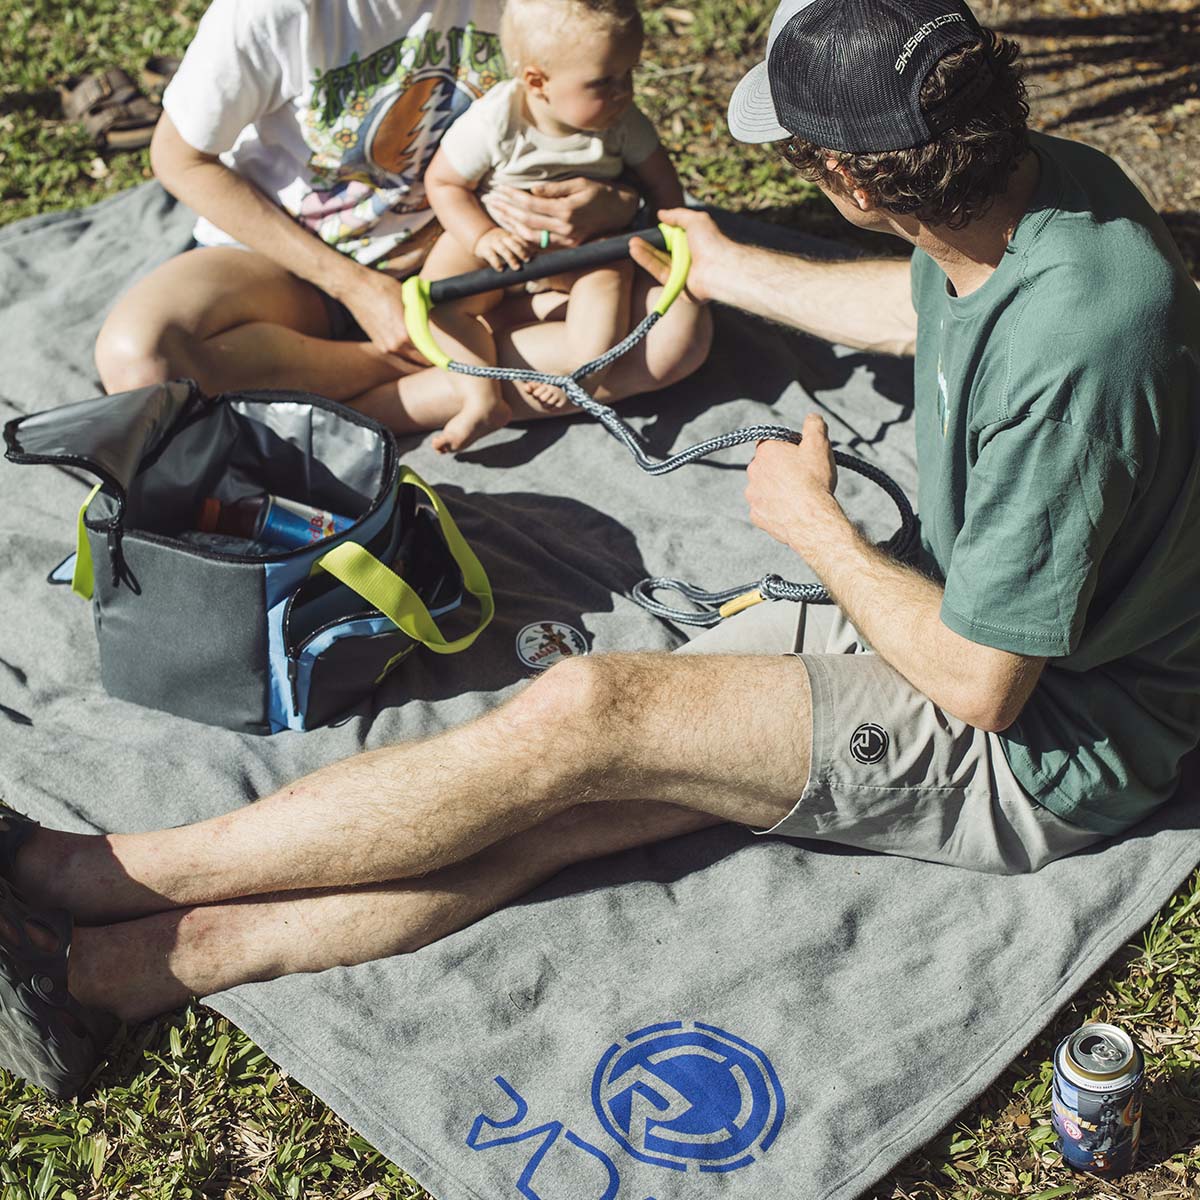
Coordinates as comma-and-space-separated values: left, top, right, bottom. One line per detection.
163, 0, 505, 265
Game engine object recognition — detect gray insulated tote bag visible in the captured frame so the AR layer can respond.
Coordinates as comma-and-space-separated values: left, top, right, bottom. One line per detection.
3, 381, 494, 733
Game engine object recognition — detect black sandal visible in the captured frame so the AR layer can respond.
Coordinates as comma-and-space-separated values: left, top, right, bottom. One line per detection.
0, 878, 119, 1098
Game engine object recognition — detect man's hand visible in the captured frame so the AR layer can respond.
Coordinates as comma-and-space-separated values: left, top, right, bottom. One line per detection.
341, 269, 419, 359
484, 178, 639, 248
628, 207, 738, 305
474, 226, 532, 271
745, 414, 847, 559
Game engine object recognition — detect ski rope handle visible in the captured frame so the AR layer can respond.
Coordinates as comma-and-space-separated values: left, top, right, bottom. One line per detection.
402, 223, 919, 626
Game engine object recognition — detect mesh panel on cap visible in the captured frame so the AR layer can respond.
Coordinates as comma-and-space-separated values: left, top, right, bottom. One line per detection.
767, 0, 985, 152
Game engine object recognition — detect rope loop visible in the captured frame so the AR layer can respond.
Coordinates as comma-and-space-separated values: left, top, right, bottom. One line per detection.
445, 312, 918, 629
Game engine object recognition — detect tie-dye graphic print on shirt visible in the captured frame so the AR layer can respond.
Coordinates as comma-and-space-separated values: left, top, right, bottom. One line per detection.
298, 20, 504, 261
162, 0, 505, 265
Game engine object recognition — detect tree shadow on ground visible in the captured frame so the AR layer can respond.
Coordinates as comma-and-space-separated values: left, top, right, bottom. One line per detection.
996, 10, 1199, 129
1133, 1053, 1200, 1171
993, 8, 1200, 273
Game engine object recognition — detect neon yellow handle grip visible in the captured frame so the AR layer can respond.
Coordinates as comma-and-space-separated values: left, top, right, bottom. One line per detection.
401, 275, 450, 370
71, 483, 102, 600
654, 222, 692, 316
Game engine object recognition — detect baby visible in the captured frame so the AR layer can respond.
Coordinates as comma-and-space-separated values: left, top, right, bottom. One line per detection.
419, 0, 685, 452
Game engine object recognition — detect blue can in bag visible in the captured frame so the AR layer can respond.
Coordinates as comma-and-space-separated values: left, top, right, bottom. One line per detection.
198, 494, 354, 551
260, 495, 355, 547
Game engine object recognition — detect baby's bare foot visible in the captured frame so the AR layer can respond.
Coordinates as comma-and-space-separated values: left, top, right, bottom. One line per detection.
432, 398, 513, 453
518, 380, 569, 409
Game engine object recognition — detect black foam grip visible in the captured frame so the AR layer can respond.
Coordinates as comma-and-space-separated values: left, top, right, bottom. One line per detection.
428, 226, 669, 304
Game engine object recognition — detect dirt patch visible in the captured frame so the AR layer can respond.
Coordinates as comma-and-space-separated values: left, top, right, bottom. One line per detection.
990, 0, 1200, 274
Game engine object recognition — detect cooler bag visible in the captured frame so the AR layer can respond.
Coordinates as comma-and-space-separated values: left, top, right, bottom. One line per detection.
3, 381, 493, 733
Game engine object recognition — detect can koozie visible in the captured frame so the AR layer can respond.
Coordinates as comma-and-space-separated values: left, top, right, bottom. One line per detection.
1051, 1022, 1144, 1176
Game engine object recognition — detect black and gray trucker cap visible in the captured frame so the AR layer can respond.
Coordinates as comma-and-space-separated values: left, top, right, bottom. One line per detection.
727, 0, 993, 152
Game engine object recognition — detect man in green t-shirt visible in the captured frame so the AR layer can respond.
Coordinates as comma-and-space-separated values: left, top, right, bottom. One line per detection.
1, 0, 1198, 1100
633, 0, 1200, 843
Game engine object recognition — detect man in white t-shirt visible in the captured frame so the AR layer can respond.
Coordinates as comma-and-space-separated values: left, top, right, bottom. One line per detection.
94, 0, 711, 408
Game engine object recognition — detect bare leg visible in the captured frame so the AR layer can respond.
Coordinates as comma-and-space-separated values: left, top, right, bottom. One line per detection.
15, 652, 809, 923
68, 801, 717, 1022
423, 306, 512, 454
346, 270, 712, 434
523, 261, 635, 408
94, 245, 422, 400
356, 232, 514, 452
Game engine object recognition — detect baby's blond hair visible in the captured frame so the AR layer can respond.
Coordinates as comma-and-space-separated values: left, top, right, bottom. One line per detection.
500, 0, 642, 73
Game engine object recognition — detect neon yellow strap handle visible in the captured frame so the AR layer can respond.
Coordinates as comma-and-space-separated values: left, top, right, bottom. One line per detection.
653, 222, 691, 316
402, 275, 450, 369
312, 465, 494, 654
71, 483, 102, 600
401, 222, 690, 371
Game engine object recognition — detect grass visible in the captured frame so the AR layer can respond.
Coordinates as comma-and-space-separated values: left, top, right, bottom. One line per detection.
1, 0, 1198, 1196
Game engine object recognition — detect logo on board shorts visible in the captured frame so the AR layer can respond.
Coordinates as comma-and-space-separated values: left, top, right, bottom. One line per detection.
850, 723, 890, 764
516, 621, 588, 670
591, 1020, 786, 1172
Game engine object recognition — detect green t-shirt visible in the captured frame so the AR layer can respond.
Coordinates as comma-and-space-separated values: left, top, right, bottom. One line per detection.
911, 132, 1200, 834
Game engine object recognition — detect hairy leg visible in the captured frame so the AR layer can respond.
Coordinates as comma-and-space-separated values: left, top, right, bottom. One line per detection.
68, 801, 718, 1022
17, 652, 809, 923
345, 270, 712, 433
94, 246, 416, 400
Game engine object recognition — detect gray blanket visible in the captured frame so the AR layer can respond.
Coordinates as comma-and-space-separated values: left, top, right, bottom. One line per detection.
1, 185, 1196, 1200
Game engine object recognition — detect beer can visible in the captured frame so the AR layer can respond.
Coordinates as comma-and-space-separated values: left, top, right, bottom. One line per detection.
1051, 1022, 1144, 1176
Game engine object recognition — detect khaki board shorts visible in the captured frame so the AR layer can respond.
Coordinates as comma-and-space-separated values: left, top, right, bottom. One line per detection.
677, 600, 1105, 875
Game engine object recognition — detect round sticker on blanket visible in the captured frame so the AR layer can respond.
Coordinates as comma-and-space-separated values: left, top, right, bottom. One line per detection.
516, 621, 588, 671
592, 1020, 785, 1172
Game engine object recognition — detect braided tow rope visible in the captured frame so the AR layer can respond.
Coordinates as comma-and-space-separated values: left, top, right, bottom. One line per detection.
403, 226, 918, 627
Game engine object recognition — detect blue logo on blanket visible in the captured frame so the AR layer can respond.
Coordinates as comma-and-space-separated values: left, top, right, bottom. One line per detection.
591, 1021, 785, 1172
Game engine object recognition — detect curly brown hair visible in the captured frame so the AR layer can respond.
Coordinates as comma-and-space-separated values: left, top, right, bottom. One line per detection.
779, 30, 1029, 229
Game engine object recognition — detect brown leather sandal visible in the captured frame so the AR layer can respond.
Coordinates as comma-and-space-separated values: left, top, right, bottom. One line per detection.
141, 55, 182, 106
59, 67, 161, 152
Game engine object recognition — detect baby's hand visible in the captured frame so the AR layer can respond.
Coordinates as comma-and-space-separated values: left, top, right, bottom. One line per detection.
474, 227, 531, 271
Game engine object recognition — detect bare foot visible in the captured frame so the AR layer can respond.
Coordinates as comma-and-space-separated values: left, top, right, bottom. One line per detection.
516, 379, 569, 408
432, 398, 513, 453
